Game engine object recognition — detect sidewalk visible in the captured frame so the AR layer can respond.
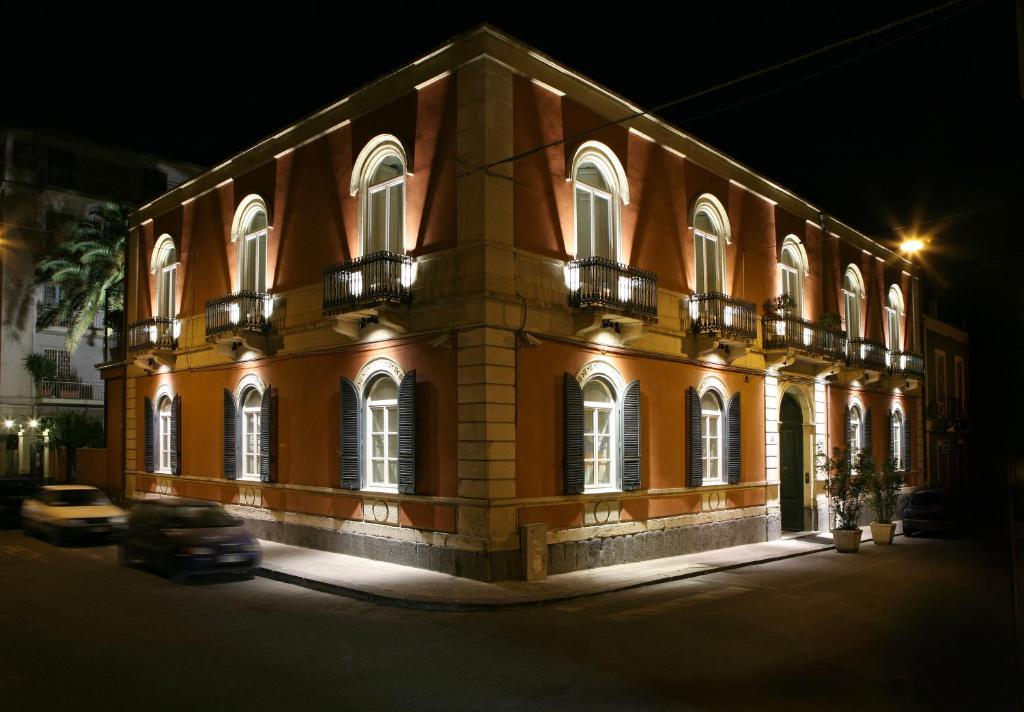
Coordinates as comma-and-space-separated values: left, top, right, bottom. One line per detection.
256, 527, 885, 611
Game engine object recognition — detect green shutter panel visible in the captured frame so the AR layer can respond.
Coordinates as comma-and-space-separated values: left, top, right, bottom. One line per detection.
686, 387, 703, 487
563, 373, 584, 495
864, 408, 873, 456
223, 389, 237, 480
727, 393, 741, 484
886, 410, 894, 462
844, 406, 852, 455
339, 378, 361, 490
397, 370, 417, 495
143, 397, 154, 473
903, 412, 912, 472
259, 386, 277, 483
171, 395, 181, 476
621, 380, 641, 491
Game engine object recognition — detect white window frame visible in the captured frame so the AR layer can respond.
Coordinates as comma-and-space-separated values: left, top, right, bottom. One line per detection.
779, 236, 808, 317
691, 195, 730, 295
240, 387, 262, 481
152, 235, 178, 321
849, 404, 863, 456
365, 376, 400, 492
571, 142, 628, 262
351, 135, 409, 258
700, 390, 724, 484
231, 196, 269, 294
886, 285, 904, 352
891, 408, 904, 470
158, 396, 172, 474
363, 155, 406, 256
582, 377, 617, 493
843, 266, 865, 339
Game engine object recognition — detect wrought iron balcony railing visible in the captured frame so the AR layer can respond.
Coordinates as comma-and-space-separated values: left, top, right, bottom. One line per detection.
323, 251, 413, 316
205, 291, 274, 338
40, 379, 104, 402
847, 338, 888, 370
927, 398, 969, 423
685, 292, 757, 341
888, 351, 924, 377
567, 257, 658, 323
127, 317, 178, 352
762, 314, 847, 360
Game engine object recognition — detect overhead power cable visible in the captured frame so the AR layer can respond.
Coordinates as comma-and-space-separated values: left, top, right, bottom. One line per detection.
456, 0, 982, 179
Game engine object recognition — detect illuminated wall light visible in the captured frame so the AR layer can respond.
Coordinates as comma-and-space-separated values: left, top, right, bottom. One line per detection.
775, 320, 785, 336
723, 306, 733, 327
263, 298, 274, 320
350, 272, 364, 298
617, 275, 633, 303
172, 319, 182, 339
3, 420, 13, 429
802, 327, 811, 346
29, 419, 39, 429
149, 324, 158, 342
229, 303, 240, 325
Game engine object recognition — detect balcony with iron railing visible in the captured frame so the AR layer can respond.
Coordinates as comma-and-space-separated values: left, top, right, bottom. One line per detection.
761, 314, 847, 361
323, 251, 414, 316
888, 351, 924, 378
205, 291, 275, 339
127, 317, 178, 352
685, 293, 757, 341
567, 257, 658, 323
40, 379, 104, 403
847, 338, 889, 371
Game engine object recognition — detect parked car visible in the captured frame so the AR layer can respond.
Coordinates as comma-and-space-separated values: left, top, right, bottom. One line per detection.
902, 489, 969, 537
119, 498, 261, 581
21, 485, 128, 544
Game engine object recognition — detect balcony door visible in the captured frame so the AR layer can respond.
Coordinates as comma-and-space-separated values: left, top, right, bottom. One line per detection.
779, 394, 804, 531
240, 208, 268, 293
575, 161, 615, 260
365, 154, 405, 255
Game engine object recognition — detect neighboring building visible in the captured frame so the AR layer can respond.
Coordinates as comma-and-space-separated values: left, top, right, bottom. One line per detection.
0, 127, 202, 476
116, 26, 926, 581
922, 315, 969, 489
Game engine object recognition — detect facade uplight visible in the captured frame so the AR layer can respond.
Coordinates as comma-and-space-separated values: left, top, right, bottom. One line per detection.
900, 238, 925, 255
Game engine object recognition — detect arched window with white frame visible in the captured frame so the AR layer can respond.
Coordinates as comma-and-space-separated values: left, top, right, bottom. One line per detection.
366, 375, 400, 490
352, 136, 408, 256
232, 196, 269, 294
692, 195, 730, 295
700, 390, 724, 483
572, 143, 627, 261
158, 395, 172, 473
849, 404, 863, 455
779, 236, 807, 317
886, 285, 905, 352
240, 386, 263, 480
151, 235, 177, 320
843, 266, 865, 339
891, 408, 904, 470
583, 378, 617, 491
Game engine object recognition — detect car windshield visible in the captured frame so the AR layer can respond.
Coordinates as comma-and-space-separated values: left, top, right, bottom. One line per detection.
51, 490, 110, 506
162, 505, 237, 529
911, 491, 948, 507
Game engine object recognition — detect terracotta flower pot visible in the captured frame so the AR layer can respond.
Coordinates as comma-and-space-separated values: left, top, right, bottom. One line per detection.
833, 528, 862, 553
870, 522, 896, 545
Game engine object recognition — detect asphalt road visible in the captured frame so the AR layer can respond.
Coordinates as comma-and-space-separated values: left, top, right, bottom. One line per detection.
0, 529, 1018, 712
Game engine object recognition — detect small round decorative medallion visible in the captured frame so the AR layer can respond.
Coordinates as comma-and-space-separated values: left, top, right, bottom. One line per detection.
593, 500, 614, 524
371, 500, 390, 523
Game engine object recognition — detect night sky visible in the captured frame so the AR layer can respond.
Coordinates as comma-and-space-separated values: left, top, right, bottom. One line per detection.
6, 1, 1022, 448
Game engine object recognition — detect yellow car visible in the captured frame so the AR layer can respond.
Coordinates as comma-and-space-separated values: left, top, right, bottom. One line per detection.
22, 485, 128, 545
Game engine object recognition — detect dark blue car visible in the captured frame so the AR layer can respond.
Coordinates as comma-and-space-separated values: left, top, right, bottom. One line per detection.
119, 498, 261, 581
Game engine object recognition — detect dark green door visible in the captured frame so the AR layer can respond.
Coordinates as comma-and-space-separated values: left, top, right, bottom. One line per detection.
780, 395, 804, 531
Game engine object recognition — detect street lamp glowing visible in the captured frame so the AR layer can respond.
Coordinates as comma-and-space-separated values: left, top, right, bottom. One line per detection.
28, 419, 39, 428
3, 420, 13, 429
900, 238, 925, 255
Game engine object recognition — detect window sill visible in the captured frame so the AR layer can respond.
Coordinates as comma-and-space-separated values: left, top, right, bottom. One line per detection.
156, 468, 172, 476
363, 485, 399, 495
238, 475, 262, 483
701, 480, 724, 487
583, 486, 619, 495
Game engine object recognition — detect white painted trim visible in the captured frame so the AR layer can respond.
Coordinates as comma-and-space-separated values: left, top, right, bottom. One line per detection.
571, 141, 630, 206
231, 195, 269, 244
530, 78, 564, 96
150, 234, 177, 275
781, 235, 809, 276
154, 383, 175, 404
575, 360, 627, 396
354, 357, 406, 392
233, 373, 266, 402
691, 193, 732, 245
696, 374, 730, 401
350, 134, 409, 197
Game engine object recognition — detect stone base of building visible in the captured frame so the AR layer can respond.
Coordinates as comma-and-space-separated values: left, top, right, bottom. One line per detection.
243, 511, 779, 581
242, 516, 523, 582
548, 513, 776, 575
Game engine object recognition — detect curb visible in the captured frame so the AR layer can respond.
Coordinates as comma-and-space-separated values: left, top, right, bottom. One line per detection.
256, 539, 847, 612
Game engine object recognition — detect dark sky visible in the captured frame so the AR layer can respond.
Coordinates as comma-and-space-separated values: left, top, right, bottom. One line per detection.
6, 0, 1021, 322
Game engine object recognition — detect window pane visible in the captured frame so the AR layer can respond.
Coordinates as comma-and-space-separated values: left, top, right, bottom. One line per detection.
695, 233, 706, 292
372, 433, 384, 458
372, 460, 385, 485
372, 407, 385, 432
575, 188, 592, 258
584, 434, 594, 460
576, 162, 608, 191
585, 462, 594, 486
583, 380, 612, 404
368, 187, 387, 253
387, 406, 398, 434
371, 156, 403, 185
706, 239, 719, 292
388, 435, 398, 459
596, 461, 609, 486
388, 183, 404, 253
257, 234, 267, 293
597, 435, 610, 461
388, 461, 397, 485
593, 194, 611, 259
597, 409, 610, 434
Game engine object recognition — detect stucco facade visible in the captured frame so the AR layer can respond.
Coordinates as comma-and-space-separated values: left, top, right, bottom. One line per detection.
115, 27, 924, 580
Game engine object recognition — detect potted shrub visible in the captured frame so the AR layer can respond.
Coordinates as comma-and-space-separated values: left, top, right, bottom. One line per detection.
819, 446, 869, 553
818, 312, 843, 331
762, 294, 795, 319
867, 456, 904, 545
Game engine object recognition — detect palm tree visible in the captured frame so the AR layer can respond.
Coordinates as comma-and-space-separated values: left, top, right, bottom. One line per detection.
33, 202, 126, 352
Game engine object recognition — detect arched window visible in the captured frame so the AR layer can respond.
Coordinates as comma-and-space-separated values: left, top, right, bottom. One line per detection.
353, 136, 408, 256
233, 197, 269, 293
366, 375, 400, 489
891, 408, 904, 470
780, 237, 807, 317
843, 266, 865, 338
152, 235, 177, 320
572, 143, 626, 261
692, 195, 730, 295
849, 404, 863, 455
583, 378, 616, 490
700, 390, 723, 482
158, 395, 172, 473
886, 285, 905, 352
241, 386, 263, 480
